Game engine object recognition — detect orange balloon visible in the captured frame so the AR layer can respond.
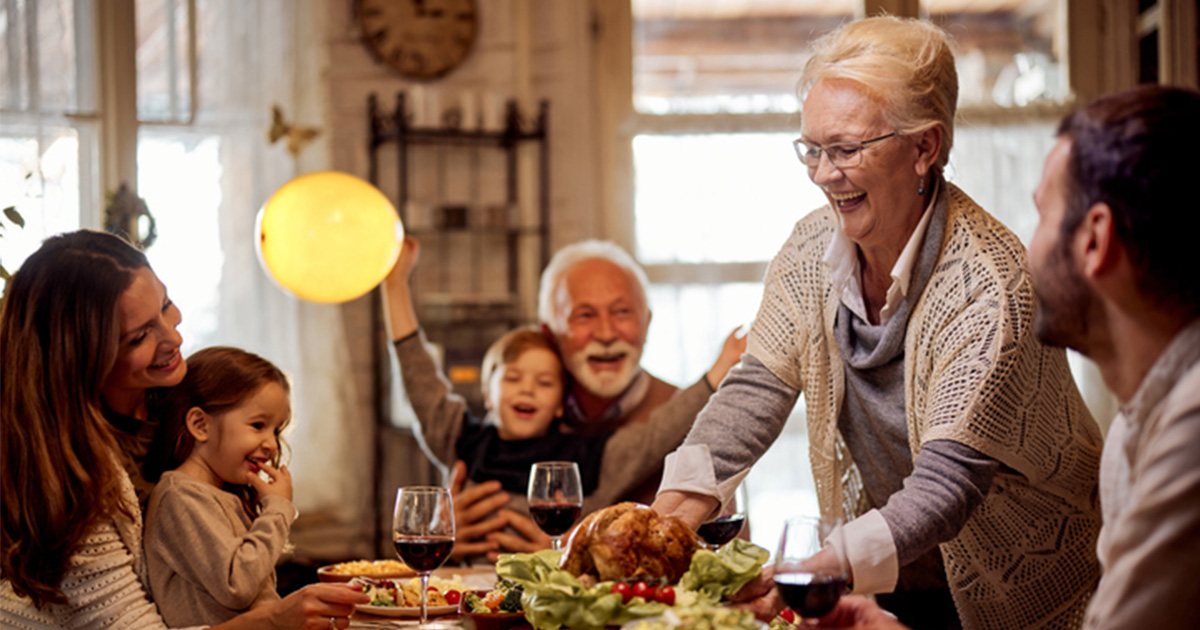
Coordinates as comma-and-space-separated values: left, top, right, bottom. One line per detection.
256, 172, 403, 303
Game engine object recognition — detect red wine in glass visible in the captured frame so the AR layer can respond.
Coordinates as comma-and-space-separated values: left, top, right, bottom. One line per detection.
774, 572, 849, 619
529, 503, 582, 537
775, 516, 849, 625
393, 486, 455, 625
697, 513, 746, 549
393, 536, 455, 573
527, 462, 583, 550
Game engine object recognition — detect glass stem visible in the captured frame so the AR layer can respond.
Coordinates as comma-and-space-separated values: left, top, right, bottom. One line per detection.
550, 536, 561, 551
419, 572, 430, 624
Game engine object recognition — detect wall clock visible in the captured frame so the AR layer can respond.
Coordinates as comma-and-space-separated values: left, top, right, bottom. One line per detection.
358, 0, 478, 80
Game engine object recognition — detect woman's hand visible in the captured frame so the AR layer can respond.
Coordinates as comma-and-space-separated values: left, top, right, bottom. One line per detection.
728, 563, 785, 621
811, 595, 908, 629
650, 490, 719, 530
485, 508, 553, 561
448, 461, 509, 560
219, 582, 368, 630
248, 462, 293, 503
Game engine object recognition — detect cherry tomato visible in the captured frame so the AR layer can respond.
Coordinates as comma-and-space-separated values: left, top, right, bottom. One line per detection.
632, 581, 654, 601
655, 585, 675, 605
611, 582, 632, 604
780, 609, 797, 624
428, 586, 439, 592
444, 590, 461, 606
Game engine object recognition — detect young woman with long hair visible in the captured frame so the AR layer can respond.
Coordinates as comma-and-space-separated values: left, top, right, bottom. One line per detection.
0, 230, 366, 630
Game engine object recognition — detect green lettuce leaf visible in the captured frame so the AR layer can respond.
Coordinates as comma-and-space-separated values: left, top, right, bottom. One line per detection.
497, 550, 667, 630
494, 539, 768, 629
679, 538, 770, 605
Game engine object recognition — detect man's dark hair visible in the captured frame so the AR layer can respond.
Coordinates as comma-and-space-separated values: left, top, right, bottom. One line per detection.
1056, 85, 1200, 317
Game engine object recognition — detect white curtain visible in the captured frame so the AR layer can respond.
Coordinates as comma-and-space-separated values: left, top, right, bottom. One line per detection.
139, 0, 375, 560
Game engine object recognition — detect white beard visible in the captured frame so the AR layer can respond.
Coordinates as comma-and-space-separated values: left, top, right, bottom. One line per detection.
565, 339, 643, 399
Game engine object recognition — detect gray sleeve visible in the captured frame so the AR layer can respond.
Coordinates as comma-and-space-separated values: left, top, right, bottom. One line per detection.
393, 332, 465, 468
682, 353, 800, 481
880, 440, 999, 566
583, 377, 710, 512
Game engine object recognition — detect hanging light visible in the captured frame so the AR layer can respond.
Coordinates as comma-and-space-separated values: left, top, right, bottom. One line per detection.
256, 171, 403, 303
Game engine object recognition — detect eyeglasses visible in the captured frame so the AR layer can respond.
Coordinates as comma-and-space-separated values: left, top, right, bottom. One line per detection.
792, 132, 899, 169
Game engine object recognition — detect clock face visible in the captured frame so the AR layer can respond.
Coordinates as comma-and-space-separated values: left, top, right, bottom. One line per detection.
359, 0, 478, 80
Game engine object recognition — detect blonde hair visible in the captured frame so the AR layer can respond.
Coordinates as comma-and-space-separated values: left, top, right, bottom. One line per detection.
799, 16, 958, 170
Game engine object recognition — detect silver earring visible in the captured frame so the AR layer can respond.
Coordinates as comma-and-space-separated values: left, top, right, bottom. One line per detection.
918, 179, 926, 196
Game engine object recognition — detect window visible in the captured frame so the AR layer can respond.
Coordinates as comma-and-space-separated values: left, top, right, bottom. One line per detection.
2, 2, 367, 555
0, 0, 97, 270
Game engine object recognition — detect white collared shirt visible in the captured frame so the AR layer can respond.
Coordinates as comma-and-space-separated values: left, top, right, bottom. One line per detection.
823, 183, 938, 325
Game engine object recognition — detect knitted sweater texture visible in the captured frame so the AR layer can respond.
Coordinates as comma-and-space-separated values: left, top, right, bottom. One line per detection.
0, 470, 204, 630
746, 183, 1103, 630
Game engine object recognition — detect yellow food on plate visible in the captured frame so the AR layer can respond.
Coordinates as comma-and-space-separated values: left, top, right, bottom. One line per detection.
319, 556, 417, 578
324, 559, 415, 576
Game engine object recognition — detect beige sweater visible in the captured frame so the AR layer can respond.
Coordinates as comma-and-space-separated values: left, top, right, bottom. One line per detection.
0, 471, 205, 630
144, 471, 292, 627
1084, 320, 1200, 630
747, 183, 1103, 630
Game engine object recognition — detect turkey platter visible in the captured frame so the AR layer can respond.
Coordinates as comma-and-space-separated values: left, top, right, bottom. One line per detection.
559, 502, 701, 583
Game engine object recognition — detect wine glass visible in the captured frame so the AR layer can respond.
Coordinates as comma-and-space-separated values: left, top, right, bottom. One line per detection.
697, 482, 749, 551
527, 461, 583, 550
773, 516, 849, 625
393, 486, 455, 625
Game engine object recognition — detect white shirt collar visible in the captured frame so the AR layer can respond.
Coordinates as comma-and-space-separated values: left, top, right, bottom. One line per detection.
822, 180, 939, 325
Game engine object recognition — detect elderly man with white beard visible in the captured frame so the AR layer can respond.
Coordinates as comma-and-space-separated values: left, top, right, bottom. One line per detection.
537, 240, 744, 437
445, 240, 745, 560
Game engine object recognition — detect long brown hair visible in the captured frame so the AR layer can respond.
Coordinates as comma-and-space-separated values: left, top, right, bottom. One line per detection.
1, 230, 149, 607
146, 346, 291, 516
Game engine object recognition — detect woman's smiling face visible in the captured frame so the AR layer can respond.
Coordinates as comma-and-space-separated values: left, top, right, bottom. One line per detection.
801, 78, 931, 252
102, 267, 186, 414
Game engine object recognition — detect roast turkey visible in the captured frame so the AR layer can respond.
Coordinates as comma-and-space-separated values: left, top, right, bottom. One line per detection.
559, 502, 701, 583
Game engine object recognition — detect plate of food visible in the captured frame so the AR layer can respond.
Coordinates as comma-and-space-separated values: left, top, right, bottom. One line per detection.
352, 575, 465, 618
316, 558, 416, 582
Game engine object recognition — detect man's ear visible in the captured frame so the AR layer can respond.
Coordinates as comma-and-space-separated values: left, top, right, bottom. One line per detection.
1075, 202, 1120, 278
185, 407, 211, 442
913, 125, 944, 177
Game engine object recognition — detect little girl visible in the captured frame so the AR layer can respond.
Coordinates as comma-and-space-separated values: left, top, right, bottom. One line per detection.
142, 346, 296, 627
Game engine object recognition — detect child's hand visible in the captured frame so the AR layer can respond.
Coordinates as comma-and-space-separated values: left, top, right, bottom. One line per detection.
249, 462, 294, 503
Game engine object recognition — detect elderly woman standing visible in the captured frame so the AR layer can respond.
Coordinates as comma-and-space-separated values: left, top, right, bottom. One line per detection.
653, 17, 1102, 630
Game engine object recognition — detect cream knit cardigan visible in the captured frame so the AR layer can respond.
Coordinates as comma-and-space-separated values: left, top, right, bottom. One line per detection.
0, 470, 204, 630
747, 183, 1103, 630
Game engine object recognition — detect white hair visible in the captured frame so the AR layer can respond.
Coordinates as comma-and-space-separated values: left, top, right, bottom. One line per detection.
537, 240, 651, 333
